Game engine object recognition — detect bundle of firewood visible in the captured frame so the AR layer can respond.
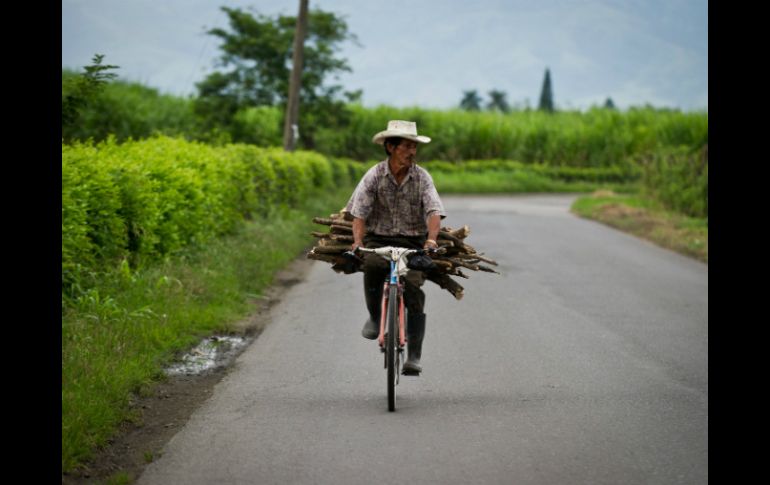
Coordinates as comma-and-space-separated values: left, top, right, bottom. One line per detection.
306, 211, 499, 300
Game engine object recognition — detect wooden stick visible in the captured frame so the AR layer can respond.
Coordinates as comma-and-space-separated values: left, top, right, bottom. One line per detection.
313, 217, 352, 227
477, 265, 500, 274
306, 251, 338, 263
450, 225, 470, 239
311, 245, 349, 254
330, 224, 353, 234
473, 254, 499, 266
447, 257, 480, 271
329, 234, 354, 243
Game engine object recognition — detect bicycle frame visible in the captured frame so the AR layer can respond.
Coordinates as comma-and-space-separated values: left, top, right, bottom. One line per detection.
357, 246, 417, 348
353, 245, 442, 411
379, 258, 407, 349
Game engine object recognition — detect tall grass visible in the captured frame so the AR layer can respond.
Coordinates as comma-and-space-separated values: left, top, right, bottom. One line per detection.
313, 104, 708, 166
636, 144, 708, 219
62, 191, 353, 473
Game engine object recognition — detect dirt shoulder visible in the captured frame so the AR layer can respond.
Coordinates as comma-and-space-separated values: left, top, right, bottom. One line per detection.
570, 191, 708, 264
61, 257, 317, 485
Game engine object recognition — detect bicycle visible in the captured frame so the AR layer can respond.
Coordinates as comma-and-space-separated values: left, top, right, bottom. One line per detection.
347, 245, 443, 412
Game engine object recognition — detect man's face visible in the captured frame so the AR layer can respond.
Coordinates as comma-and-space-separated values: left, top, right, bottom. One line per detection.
390, 139, 418, 170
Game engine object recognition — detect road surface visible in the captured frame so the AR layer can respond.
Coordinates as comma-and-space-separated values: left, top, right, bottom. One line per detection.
138, 194, 708, 485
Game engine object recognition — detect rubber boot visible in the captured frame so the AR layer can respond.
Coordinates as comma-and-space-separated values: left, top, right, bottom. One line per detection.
361, 282, 382, 340
402, 312, 426, 375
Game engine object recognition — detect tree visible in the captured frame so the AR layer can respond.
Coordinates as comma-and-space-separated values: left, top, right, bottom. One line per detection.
538, 68, 554, 112
62, 54, 119, 137
459, 90, 482, 111
604, 97, 616, 110
486, 90, 510, 113
194, 6, 360, 148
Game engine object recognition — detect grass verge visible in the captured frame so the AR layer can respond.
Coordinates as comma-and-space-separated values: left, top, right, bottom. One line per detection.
62, 188, 353, 473
571, 190, 708, 263
432, 169, 636, 194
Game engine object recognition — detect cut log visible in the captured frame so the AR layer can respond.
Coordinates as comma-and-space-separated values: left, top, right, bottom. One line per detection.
330, 224, 353, 234
329, 234, 354, 243
450, 225, 470, 239
431, 260, 454, 271
306, 251, 339, 263
313, 217, 352, 227
307, 215, 500, 295
312, 245, 349, 254
447, 257, 480, 271
426, 272, 464, 300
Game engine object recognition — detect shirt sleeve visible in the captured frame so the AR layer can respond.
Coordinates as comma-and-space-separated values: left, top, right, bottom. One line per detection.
346, 168, 378, 220
421, 170, 446, 220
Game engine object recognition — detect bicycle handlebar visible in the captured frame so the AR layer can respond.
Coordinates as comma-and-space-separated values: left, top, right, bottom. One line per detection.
352, 245, 445, 259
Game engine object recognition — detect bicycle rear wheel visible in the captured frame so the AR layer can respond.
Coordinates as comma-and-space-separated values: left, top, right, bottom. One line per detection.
386, 284, 399, 412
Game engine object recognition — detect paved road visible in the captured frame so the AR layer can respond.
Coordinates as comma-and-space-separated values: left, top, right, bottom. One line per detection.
138, 194, 708, 485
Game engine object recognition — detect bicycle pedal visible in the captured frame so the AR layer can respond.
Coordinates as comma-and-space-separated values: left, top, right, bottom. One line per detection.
401, 368, 421, 376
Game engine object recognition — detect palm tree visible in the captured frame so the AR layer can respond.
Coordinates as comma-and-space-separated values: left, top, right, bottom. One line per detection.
487, 90, 510, 113
459, 90, 482, 111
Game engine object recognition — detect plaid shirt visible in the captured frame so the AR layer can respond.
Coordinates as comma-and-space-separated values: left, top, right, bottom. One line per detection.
344, 159, 445, 237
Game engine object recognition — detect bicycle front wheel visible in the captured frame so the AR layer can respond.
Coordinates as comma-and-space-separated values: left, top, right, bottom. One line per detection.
386, 284, 399, 412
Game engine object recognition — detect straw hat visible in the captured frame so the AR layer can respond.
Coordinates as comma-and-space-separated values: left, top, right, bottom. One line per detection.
371, 120, 431, 145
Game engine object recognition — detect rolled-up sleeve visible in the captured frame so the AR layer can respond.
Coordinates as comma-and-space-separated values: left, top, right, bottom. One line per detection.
421, 171, 446, 220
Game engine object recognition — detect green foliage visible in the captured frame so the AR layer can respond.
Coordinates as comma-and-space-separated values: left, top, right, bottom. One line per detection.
460, 90, 482, 111
62, 188, 356, 473
312, 104, 708, 166
571, 193, 708, 262
194, 6, 360, 148
231, 106, 283, 147
486, 90, 510, 113
636, 144, 708, 218
420, 159, 639, 194
62, 136, 365, 299
62, 54, 120, 136
62, 71, 198, 143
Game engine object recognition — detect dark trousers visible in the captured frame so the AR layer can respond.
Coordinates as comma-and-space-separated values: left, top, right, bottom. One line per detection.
362, 234, 427, 320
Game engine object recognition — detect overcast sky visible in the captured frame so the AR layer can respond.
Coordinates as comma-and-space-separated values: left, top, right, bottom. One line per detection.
61, 0, 708, 112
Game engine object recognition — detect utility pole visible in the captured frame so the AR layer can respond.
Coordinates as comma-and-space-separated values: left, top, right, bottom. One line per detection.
283, 0, 309, 151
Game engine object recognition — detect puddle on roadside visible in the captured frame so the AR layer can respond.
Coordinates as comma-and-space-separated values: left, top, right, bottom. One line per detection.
165, 335, 251, 376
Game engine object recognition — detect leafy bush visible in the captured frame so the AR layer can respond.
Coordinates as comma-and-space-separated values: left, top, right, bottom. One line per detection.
62, 136, 365, 298
63, 70, 198, 143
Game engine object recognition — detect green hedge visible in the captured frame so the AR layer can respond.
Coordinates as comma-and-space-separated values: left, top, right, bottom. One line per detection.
62, 136, 365, 297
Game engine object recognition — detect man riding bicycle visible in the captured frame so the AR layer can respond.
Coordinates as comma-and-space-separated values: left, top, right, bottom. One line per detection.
343, 120, 445, 375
